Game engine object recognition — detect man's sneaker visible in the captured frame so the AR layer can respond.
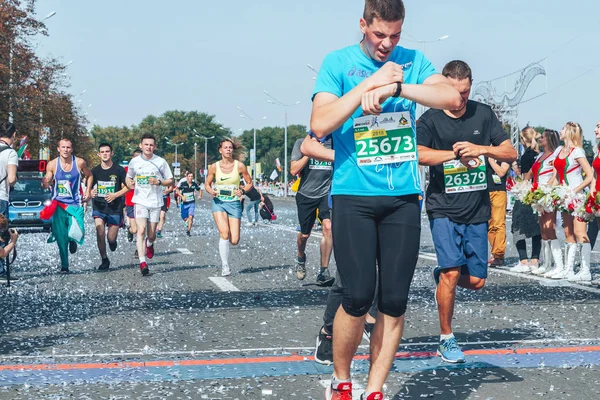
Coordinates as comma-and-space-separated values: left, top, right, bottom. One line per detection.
363, 322, 375, 342
325, 381, 352, 400
316, 269, 335, 286
488, 257, 504, 267
69, 241, 78, 254
186, 230, 191, 237
245, 222, 253, 227
437, 337, 466, 363
140, 262, 149, 276
145, 239, 154, 259
360, 392, 384, 400
60, 266, 69, 274
109, 241, 118, 252
127, 230, 134, 242
98, 258, 110, 271
156, 230, 162, 239
295, 254, 307, 280
221, 265, 231, 277
314, 328, 333, 365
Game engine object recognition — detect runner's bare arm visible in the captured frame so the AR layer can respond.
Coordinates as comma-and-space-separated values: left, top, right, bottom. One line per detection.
417, 145, 457, 167
300, 137, 334, 162
396, 74, 462, 111
205, 164, 217, 197
7, 164, 16, 186
489, 158, 510, 177
453, 139, 517, 164
310, 63, 405, 138
238, 163, 253, 195
41, 159, 56, 189
78, 158, 94, 201
110, 182, 130, 201
574, 156, 594, 194
290, 156, 309, 176
361, 74, 461, 116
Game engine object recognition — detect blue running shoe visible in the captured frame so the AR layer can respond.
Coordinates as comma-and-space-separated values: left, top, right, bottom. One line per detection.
437, 337, 465, 363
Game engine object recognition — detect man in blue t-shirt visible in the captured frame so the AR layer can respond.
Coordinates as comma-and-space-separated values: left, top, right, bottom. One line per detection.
310, 1, 462, 399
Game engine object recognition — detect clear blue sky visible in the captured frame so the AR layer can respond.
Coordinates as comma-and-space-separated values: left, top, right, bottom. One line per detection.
35, 0, 600, 141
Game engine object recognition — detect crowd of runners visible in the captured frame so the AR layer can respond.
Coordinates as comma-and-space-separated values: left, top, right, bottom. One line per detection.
3, 1, 600, 399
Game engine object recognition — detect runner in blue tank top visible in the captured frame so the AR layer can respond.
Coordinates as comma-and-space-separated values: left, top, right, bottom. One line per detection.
310, 1, 462, 399
42, 138, 93, 273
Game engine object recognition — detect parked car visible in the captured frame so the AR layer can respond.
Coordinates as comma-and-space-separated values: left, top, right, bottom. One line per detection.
8, 160, 52, 231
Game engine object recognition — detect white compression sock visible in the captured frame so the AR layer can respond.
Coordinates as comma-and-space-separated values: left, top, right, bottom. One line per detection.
219, 238, 230, 266
440, 333, 454, 341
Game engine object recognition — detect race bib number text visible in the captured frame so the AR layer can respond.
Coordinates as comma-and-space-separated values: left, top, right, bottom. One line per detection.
353, 112, 416, 167
443, 156, 487, 193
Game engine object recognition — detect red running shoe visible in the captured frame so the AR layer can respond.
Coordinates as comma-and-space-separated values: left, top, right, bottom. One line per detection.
361, 392, 384, 400
145, 238, 154, 259
140, 262, 149, 276
325, 381, 352, 400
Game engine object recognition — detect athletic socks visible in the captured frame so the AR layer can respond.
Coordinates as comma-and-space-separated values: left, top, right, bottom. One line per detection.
331, 374, 350, 388
219, 238, 230, 266
320, 266, 328, 275
440, 333, 454, 341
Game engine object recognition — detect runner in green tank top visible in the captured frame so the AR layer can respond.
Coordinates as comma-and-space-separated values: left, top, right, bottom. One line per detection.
205, 139, 253, 276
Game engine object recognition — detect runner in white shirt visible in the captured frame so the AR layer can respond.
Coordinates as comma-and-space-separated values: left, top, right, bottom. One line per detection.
126, 133, 174, 276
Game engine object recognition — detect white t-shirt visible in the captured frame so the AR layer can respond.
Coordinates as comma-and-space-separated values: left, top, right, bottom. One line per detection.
0, 143, 18, 202
126, 154, 173, 208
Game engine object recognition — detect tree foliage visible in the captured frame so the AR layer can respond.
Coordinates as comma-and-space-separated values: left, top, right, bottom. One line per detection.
1, 0, 90, 160
238, 124, 307, 180
90, 110, 235, 178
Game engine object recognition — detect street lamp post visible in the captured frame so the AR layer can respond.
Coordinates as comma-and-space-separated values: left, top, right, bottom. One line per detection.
192, 129, 215, 181
264, 90, 300, 197
237, 106, 266, 183
166, 140, 183, 179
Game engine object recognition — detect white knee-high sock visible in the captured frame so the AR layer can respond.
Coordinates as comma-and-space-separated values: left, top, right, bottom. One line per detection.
219, 238, 230, 266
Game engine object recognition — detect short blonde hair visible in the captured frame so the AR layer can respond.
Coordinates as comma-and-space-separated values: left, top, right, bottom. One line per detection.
564, 121, 583, 148
520, 127, 540, 152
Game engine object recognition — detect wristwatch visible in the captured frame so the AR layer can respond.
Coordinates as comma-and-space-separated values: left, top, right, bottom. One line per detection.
392, 81, 402, 98
157, 178, 162, 186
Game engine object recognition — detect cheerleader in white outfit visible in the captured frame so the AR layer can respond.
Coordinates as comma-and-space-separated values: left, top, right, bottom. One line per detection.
524, 129, 561, 276
546, 122, 593, 280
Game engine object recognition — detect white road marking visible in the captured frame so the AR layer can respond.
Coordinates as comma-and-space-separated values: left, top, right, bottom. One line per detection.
208, 277, 240, 292
418, 253, 437, 261
419, 251, 600, 294
263, 223, 324, 238
177, 248, 193, 255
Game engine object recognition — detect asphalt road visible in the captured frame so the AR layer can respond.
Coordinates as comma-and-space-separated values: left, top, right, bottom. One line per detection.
1, 196, 600, 399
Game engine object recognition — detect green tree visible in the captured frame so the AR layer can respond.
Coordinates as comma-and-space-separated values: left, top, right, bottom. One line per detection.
1, 0, 89, 161
238, 124, 307, 180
